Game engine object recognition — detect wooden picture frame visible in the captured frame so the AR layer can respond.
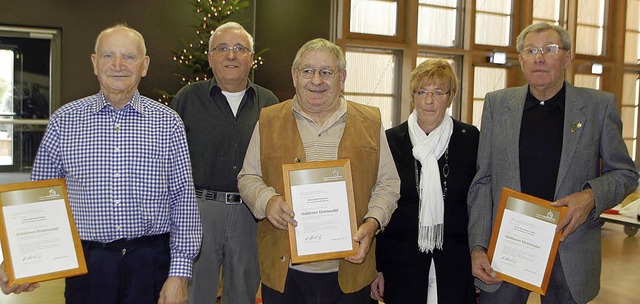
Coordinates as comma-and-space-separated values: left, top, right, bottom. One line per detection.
0, 178, 87, 285
282, 159, 359, 264
487, 188, 567, 295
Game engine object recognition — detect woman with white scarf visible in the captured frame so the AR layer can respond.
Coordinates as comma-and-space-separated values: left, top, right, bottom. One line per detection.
371, 59, 478, 304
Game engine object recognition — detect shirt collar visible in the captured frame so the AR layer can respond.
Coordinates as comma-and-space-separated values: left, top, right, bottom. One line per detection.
524, 83, 566, 112
208, 77, 255, 96
291, 95, 347, 123
94, 91, 144, 114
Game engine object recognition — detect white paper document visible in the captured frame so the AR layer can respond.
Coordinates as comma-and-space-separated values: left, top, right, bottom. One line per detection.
3, 199, 79, 279
290, 181, 353, 256
491, 207, 556, 287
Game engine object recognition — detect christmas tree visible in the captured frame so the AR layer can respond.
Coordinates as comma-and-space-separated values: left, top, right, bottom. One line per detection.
156, 0, 266, 104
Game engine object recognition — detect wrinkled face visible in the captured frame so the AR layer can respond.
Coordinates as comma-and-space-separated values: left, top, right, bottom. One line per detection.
412, 79, 452, 131
91, 28, 149, 99
208, 28, 253, 90
518, 29, 572, 93
291, 50, 346, 115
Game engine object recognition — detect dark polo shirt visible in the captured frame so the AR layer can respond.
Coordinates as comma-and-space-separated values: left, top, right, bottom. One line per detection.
170, 78, 278, 192
519, 85, 566, 201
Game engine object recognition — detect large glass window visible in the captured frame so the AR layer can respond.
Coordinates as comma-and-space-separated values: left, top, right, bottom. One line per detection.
0, 26, 60, 173
349, 0, 398, 36
625, 0, 640, 64
573, 74, 601, 90
417, 0, 462, 47
475, 0, 512, 46
532, 0, 565, 25
343, 48, 399, 129
472, 67, 507, 128
575, 0, 606, 56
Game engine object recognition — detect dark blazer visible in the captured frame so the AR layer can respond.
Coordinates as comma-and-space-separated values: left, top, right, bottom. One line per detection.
467, 82, 639, 303
377, 119, 479, 304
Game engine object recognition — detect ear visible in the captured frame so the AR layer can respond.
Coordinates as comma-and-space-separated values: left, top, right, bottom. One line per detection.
91, 54, 98, 76
141, 55, 150, 77
291, 66, 298, 88
339, 69, 347, 90
564, 50, 573, 69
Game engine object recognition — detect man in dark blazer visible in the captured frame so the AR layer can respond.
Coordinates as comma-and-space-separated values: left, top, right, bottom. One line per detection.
467, 23, 638, 304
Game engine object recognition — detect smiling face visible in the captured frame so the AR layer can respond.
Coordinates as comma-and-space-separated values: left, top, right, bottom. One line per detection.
208, 28, 253, 92
518, 29, 572, 99
291, 50, 346, 117
91, 27, 149, 106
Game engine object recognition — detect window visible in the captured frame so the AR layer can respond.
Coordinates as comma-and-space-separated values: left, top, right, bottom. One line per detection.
472, 67, 507, 128
625, 0, 640, 64
532, 0, 565, 25
348, 0, 398, 36
573, 74, 601, 89
575, 0, 607, 56
475, 0, 513, 46
0, 25, 60, 172
343, 48, 399, 129
417, 0, 463, 47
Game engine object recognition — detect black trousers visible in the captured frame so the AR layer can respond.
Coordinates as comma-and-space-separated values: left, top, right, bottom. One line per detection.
65, 234, 170, 304
261, 268, 371, 304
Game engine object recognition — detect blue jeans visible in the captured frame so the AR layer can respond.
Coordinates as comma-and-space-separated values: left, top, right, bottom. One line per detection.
188, 197, 260, 304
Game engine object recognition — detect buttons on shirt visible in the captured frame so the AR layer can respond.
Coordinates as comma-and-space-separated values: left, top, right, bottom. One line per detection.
115, 147, 120, 152
279, 256, 286, 262
294, 158, 301, 163
114, 199, 121, 205
232, 165, 238, 170
114, 172, 121, 178
114, 124, 120, 132
115, 225, 122, 231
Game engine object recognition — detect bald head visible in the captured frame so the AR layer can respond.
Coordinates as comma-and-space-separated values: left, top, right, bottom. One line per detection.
95, 24, 147, 56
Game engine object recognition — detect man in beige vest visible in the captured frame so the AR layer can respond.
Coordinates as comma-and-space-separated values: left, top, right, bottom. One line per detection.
238, 38, 400, 303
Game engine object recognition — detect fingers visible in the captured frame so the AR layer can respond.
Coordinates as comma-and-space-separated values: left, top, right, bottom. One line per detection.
345, 220, 377, 264
265, 196, 297, 230
470, 247, 501, 285
552, 189, 595, 241
370, 272, 384, 301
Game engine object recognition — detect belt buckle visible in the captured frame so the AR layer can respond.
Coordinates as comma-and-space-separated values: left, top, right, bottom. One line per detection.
225, 193, 242, 205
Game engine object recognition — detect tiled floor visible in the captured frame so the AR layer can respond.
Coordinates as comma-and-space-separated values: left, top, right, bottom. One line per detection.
0, 223, 637, 303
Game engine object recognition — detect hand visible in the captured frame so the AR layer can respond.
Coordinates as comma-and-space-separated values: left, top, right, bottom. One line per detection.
265, 195, 296, 230
470, 246, 501, 285
551, 188, 595, 241
370, 272, 385, 301
345, 218, 378, 264
0, 262, 39, 295
158, 276, 188, 304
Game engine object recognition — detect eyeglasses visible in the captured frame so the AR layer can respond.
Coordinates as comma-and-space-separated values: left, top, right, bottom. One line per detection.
519, 44, 565, 58
414, 89, 449, 99
298, 68, 339, 80
212, 45, 251, 55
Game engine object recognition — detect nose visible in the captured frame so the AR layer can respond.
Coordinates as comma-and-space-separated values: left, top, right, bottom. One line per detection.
534, 51, 545, 63
310, 70, 324, 84
112, 55, 124, 70
225, 50, 237, 60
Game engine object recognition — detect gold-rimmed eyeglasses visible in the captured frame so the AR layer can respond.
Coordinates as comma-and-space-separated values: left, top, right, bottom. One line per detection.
519, 44, 566, 58
211, 45, 251, 56
297, 68, 338, 80
413, 89, 449, 99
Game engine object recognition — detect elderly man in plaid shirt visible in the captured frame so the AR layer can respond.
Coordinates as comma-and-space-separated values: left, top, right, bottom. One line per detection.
1, 24, 201, 304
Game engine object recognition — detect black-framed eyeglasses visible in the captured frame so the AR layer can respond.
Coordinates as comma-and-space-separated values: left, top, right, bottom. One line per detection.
414, 89, 449, 99
519, 44, 566, 58
212, 45, 251, 55
297, 68, 338, 80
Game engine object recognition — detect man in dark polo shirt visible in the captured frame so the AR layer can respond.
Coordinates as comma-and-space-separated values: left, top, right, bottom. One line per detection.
467, 23, 638, 304
170, 22, 278, 304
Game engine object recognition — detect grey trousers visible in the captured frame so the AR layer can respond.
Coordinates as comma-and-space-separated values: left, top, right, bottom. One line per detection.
188, 197, 260, 304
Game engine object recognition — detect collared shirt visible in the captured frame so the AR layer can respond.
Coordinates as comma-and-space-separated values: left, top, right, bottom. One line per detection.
170, 78, 278, 192
31, 91, 202, 278
238, 96, 400, 273
519, 85, 566, 201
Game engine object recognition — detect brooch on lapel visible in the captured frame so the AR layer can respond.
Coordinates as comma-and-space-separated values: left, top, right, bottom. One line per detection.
570, 122, 583, 133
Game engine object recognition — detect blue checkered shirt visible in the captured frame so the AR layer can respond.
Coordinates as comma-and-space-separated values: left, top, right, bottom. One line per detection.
31, 91, 202, 278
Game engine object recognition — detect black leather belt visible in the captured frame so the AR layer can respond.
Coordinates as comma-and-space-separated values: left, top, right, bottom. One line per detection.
195, 189, 243, 204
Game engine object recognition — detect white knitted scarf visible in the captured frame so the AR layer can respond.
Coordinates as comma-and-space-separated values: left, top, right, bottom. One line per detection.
407, 110, 453, 252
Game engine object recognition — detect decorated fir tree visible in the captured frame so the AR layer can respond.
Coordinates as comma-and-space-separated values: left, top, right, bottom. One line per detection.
157, 0, 265, 104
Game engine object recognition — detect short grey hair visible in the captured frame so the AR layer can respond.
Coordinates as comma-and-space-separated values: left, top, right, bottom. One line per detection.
292, 38, 346, 71
95, 23, 147, 55
208, 22, 254, 52
516, 23, 572, 52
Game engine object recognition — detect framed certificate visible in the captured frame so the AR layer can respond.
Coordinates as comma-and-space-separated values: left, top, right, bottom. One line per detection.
282, 159, 359, 264
0, 178, 87, 286
487, 188, 567, 295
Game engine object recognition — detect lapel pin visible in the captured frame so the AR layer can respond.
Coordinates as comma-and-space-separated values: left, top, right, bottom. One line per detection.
570, 122, 583, 133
